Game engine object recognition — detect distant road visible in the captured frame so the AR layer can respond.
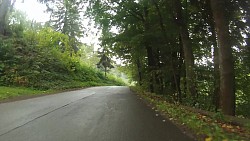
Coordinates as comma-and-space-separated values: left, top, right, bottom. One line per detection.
0, 86, 194, 141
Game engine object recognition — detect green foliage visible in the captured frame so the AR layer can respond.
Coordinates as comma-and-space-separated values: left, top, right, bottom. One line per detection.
212, 110, 225, 121
46, 0, 84, 53
0, 17, 125, 92
0, 86, 50, 100
0, 33, 124, 90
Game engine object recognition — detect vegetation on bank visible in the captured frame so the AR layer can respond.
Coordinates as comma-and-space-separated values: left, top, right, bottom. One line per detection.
0, 8, 125, 100
0, 86, 51, 100
0, 74, 124, 101
131, 87, 250, 141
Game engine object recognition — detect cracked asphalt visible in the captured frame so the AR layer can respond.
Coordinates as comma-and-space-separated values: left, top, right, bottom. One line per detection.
0, 86, 194, 141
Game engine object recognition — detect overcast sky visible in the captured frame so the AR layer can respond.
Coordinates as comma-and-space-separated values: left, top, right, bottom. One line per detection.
15, 0, 50, 23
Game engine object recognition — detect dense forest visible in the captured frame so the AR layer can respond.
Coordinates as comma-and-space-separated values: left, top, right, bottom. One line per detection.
84, 0, 249, 117
0, 0, 124, 93
0, 0, 250, 118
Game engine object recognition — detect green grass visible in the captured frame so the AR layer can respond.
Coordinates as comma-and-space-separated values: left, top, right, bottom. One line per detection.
0, 78, 126, 101
0, 86, 51, 100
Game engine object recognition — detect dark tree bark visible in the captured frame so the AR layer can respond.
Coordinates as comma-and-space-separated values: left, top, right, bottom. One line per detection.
136, 59, 143, 86
177, 36, 185, 103
205, 0, 220, 112
245, 5, 250, 69
145, 43, 156, 93
174, 0, 197, 102
143, 5, 158, 93
212, 28, 220, 112
210, 0, 235, 116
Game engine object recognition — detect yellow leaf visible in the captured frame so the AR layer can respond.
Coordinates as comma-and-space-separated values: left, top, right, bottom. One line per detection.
205, 137, 212, 141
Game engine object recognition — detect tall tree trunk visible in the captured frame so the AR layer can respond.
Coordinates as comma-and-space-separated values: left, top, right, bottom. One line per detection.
136, 59, 143, 86
174, 0, 197, 103
143, 5, 157, 93
245, 6, 250, 69
0, 0, 10, 35
206, 0, 220, 112
212, 29, 220, 112
210, 0, 235, 116
177, 36, 184, 103
145, 44, 156, 93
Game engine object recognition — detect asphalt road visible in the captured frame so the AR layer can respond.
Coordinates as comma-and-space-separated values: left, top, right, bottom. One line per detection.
0, 86, 194, 141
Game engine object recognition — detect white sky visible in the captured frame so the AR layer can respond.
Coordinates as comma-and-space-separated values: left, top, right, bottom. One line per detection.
15, 0, 50, 23
14, 0, 100, 48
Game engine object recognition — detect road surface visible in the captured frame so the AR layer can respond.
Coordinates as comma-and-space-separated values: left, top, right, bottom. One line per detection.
0, 86, 194, 141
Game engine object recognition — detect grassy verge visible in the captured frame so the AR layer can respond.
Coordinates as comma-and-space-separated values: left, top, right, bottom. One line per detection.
131, 87, 250, 141
0, 86, 52, 100
0, 78, 126, 101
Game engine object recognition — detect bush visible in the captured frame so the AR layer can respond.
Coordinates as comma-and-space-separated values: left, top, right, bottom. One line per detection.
0, 28, 125, 90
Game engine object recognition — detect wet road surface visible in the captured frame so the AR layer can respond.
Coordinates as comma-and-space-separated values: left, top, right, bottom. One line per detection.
0, 86, 194, 141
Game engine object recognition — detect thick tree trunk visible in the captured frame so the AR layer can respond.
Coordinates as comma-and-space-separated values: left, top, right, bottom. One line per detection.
206, 0, 220, 112
145, 44, 156, 93
0, 0, 10, 35
210, 0, 235, 116
212, 31, 220, 112
174, 0, 197, 102
143, 5, 157, 93
177, 36, 184, 103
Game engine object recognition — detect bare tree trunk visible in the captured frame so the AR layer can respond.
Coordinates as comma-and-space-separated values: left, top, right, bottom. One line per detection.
174, 0, 197, 103
206, 0, 220, 112
143, 5, 157, 93
177, 36, 185, 103
210, 0, 235, 116
212, 31, 220, 112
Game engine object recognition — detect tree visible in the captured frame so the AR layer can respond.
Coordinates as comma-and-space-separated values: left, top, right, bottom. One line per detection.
46, 0, 84, 53
173, 0, 197, 103
85, 0, 249, 116
0, 0, 16, 35
210, 0, 235, 115
97, 52, 114, 77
